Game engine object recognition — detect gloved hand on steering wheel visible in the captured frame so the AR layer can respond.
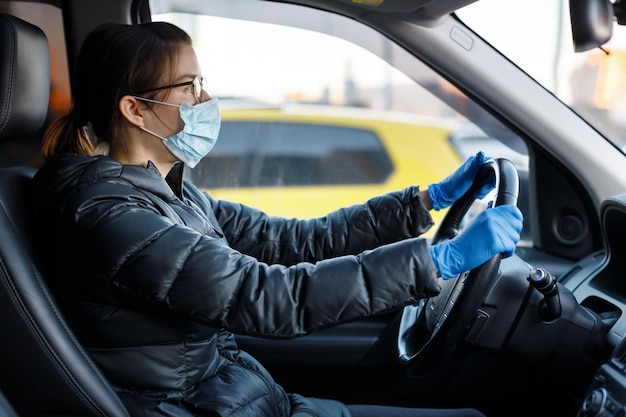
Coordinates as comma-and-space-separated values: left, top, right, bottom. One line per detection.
429, 205, 524, 279
428, 151, 494, 211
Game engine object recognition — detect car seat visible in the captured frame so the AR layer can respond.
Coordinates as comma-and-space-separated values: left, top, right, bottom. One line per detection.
0, 13, 129, 417
0, 389, 17, 417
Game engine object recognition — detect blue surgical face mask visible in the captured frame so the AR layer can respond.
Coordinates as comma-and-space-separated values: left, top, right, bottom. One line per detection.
134, 97, 221, 168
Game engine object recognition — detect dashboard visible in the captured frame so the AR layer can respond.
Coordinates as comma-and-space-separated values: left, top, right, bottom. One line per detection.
565, 193, 626, 416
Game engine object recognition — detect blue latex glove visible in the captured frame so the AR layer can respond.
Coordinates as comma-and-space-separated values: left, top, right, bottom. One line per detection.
428, 151, 494, 211
429, 205, 523, 279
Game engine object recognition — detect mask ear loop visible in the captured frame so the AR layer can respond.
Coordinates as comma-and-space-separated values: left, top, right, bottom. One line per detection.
139, 126, 168, 142
133, 96, 182, 108
133, 96, 184, 143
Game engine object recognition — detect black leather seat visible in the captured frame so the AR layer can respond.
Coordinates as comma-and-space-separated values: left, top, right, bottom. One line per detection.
0, 389, 18, 417
0, 14, 129, 417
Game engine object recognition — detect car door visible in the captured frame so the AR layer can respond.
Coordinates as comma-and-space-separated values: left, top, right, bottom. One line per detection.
146, 0, 547, 395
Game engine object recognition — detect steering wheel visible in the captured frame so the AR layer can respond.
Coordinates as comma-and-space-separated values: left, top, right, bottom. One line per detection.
396, 158, 519, 375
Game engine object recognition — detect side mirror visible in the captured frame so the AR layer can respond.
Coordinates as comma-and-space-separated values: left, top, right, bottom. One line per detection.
569, 0, 613, 52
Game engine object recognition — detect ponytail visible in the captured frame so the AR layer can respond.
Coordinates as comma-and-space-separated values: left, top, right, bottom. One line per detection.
40, 112, 94, 159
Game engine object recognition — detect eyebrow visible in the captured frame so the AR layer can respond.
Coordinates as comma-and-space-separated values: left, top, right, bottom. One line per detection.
174, 74, 200, 83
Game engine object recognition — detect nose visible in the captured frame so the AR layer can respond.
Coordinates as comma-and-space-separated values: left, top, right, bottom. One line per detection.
200, 89, 211, 104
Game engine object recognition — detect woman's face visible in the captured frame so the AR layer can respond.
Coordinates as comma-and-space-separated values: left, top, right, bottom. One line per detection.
142, 44, 207, 137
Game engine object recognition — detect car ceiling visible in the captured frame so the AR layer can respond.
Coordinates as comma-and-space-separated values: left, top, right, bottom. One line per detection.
141, 0, 478, 25
284, 0, 477, 21
46, 0, 476, 80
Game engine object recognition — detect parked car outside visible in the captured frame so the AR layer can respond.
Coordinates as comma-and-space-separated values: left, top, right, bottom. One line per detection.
187, 100, 464, 229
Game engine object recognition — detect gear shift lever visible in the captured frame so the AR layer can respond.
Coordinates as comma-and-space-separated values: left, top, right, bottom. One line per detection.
528, 267, 561, 321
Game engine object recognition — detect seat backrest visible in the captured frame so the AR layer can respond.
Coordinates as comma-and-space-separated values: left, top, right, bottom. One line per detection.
0, 13, 129, 417
0, 388, 18, 417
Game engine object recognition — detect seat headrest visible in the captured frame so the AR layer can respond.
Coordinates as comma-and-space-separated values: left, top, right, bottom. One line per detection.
0, 14, 50, 143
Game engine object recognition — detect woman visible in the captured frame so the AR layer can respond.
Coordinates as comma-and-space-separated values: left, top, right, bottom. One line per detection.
33, 21, 522, 417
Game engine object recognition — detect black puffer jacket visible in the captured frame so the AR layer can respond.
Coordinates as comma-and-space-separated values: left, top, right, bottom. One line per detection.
33, 154, 441, 417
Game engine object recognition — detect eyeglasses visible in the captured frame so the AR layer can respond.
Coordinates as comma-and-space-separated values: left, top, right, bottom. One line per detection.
136, 75, 207, 104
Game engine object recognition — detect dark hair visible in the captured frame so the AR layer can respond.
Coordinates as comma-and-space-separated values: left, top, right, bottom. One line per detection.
41, 21, 192, 158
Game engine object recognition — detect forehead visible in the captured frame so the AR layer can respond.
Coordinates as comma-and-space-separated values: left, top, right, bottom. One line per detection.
174, 44, 202, 80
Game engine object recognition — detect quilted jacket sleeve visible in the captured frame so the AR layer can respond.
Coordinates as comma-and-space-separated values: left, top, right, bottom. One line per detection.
65, 180, 441, 339
190, 184, 435, 265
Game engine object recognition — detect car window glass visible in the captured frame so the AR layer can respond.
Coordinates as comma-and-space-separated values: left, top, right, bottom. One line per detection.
189, 121, 393, 188
151, 0, 529, 242
457, 0, 626, 153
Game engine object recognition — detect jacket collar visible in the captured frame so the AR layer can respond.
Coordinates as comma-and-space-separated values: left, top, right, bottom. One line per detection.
114, 159, 186, 201
164, 161, 185, 199
40, 154, 187, 202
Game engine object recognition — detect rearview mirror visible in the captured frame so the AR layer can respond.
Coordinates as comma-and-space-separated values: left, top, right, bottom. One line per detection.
569, 0, 613, 52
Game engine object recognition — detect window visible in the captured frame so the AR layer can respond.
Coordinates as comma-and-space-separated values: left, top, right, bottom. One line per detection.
188, 121, 393, 188
152, 0, 529, 231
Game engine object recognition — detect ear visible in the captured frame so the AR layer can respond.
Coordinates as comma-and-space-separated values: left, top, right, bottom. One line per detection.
119, 95, 147, 127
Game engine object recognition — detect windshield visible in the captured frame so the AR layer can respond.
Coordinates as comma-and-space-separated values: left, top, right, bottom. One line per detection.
457, 0, 626, 153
